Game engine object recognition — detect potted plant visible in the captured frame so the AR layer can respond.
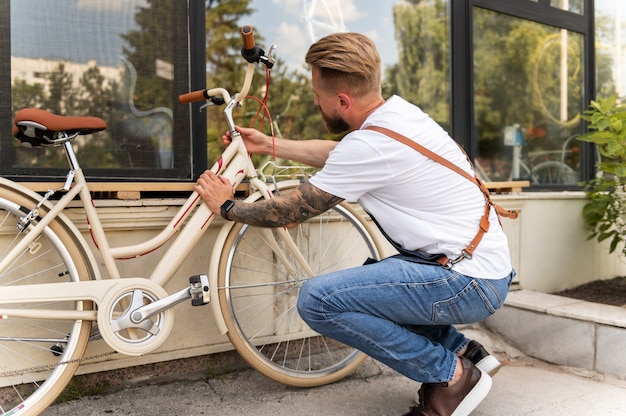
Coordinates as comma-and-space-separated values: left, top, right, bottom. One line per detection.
578, 95, 626, 254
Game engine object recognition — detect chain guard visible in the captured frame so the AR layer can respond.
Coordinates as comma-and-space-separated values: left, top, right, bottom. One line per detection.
97, 280, 174, 356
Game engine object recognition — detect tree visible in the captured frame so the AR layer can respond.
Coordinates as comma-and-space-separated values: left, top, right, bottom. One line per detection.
392, 0, 450, 129
120, 0, 176, 111
44, 63, 75, 115
11, 80, 45, 112
76, 65, 115, 120
203, 0, 258, 162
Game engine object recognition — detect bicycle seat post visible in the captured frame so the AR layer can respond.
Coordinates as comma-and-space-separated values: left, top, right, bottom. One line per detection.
57, 140, 81, 192
62, 139, 81, 171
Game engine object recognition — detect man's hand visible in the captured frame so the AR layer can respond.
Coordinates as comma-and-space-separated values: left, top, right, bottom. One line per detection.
194, 171, 235, 216
222, 126, 270, 155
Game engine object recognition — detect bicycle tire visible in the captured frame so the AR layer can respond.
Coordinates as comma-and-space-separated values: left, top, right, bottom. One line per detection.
531, 160, 579, 184
0, 184, 95, 416
217, 183, 385, 387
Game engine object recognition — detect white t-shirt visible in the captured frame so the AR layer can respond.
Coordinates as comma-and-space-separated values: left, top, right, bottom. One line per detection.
309, 95, 512, 279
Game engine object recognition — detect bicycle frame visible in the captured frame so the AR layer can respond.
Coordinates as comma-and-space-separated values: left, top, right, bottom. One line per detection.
0, 47, 313, 356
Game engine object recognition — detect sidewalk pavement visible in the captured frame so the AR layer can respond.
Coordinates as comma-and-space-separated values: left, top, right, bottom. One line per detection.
42, 325, 626, 416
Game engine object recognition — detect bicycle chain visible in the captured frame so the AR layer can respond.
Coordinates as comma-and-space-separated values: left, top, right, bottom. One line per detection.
0, 350, 118, 378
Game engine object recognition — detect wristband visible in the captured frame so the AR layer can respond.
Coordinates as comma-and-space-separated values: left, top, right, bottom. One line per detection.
220, 199, 236, 220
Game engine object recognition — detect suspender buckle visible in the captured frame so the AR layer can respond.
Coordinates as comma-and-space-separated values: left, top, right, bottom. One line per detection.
446, 250, 473, 269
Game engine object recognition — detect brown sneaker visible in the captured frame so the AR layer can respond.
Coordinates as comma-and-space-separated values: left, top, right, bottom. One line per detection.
412, 357, 492, 416
463, 340, 501, 377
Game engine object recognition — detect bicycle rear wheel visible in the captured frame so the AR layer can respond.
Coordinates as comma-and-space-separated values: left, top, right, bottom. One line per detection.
0, 186, 94, 416
217, 184, 384, 387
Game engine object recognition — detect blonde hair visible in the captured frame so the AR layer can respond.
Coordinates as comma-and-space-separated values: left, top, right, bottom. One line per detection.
305, 32, 382, 97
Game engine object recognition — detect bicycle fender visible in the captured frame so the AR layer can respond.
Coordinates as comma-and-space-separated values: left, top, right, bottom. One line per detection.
207, 220, 236, 335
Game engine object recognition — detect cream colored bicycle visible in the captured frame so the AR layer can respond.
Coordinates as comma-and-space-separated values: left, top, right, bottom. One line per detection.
0, 26, 384, 416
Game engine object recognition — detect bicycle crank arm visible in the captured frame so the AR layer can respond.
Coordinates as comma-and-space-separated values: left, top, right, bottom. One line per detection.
128, 285, 192, 323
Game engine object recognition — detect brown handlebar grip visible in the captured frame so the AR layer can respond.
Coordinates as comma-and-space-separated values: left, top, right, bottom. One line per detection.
178, 90, 207, 105
241, 25, 255, 51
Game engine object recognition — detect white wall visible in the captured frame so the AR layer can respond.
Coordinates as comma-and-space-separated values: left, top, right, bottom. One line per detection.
496, 192, 626, 292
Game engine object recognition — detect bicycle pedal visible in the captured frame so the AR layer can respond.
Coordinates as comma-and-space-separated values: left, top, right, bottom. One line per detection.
189, 274, 210, 306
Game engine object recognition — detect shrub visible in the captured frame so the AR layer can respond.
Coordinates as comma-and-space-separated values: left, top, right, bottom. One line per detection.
578, 95, 626, 254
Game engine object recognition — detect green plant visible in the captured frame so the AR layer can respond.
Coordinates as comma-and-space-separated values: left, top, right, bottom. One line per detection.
578, 95, 626, 253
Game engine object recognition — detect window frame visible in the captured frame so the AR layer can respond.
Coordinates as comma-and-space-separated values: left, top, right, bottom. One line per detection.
450, 0, 596, 188
1, 0, 207, 183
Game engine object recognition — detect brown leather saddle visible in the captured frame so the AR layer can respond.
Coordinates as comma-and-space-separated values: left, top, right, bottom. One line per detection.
13, 108, 106, 147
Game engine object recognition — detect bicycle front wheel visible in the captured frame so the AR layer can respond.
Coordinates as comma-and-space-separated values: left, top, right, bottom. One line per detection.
0, 185, 95, 416
218, 184, 384, 387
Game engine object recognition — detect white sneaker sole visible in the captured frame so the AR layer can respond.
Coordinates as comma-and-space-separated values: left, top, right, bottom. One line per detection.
413, 359, 499, 406
450, 368, 492, 416
475, 355, 501, 377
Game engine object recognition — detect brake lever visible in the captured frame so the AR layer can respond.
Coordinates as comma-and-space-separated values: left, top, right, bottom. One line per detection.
198, 96, 226, 111
265, 44, 277, 68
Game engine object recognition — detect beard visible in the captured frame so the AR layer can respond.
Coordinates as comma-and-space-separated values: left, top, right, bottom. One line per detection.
320, 107, 350, 135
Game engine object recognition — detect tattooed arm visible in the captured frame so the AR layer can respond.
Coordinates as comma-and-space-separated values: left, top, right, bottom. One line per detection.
223, 126, 337, 168
194, 170, 344, 227
227, 182, 344, 227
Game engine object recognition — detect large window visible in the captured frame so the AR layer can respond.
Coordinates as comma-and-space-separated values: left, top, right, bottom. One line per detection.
472, 8, 584, 185
449, 0, 596, 188
1, 0, 205, 181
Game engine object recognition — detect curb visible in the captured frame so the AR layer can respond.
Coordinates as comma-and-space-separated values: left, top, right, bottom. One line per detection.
485, 289, 626, 380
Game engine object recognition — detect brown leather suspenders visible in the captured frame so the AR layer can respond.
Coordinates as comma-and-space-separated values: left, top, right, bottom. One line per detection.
365, 125, 518, 266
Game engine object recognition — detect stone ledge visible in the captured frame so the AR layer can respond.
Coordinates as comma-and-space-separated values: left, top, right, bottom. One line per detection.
485, 289, 626, 380
503, 290, 626, 328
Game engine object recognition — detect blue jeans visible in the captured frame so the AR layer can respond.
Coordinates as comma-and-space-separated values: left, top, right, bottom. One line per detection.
297, 257, 514, 383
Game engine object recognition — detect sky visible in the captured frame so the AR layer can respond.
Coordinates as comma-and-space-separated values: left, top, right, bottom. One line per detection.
11, 0, 145, 67
242, 0, 399, 73
10, 0, 400, 73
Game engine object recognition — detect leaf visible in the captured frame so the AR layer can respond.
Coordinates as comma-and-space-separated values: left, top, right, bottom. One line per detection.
615, 165, 626, 178
606, 141, 623, 157
578, 130, 614, 144
602, 95, 617, 112
589, 99, 602, 111
594, 118, 611, 131
610, 236, 620, 253
613, 109, 626, 119
598, 231, 615, 242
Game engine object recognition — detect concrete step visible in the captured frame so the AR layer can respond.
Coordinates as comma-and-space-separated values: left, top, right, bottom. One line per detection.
485, 289, 626, 380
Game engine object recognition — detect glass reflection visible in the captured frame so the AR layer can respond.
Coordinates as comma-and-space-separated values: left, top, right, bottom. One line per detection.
473, 7, 584, 185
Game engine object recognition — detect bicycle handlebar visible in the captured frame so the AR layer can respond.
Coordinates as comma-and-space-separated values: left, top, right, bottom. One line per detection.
178, 89, 212, 105
240, 25, 256, 54
178, 25, 273, 106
